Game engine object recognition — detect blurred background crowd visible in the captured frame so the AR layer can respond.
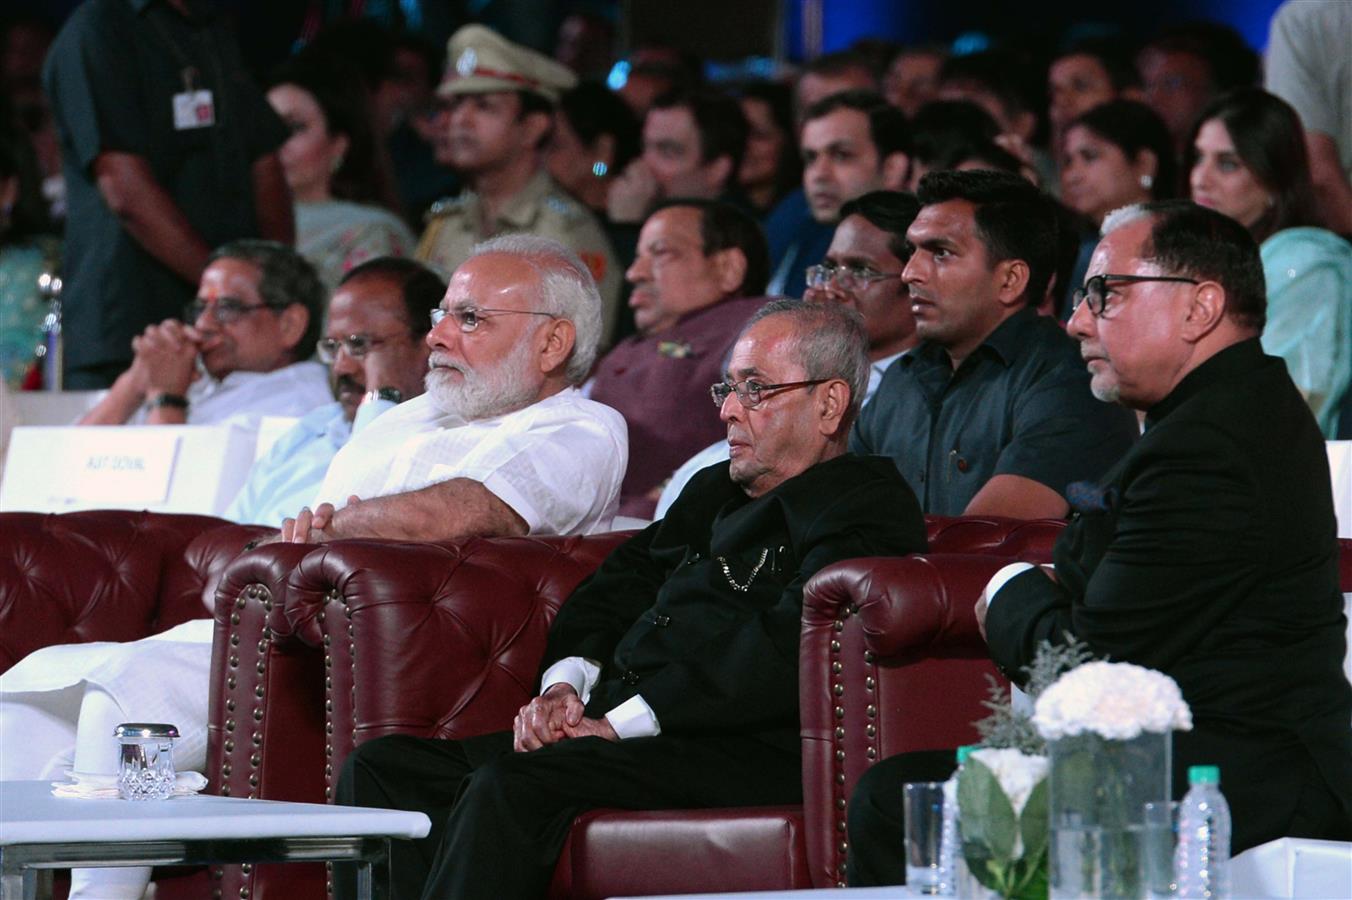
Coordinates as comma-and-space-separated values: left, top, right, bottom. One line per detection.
2, 0, 1349, 432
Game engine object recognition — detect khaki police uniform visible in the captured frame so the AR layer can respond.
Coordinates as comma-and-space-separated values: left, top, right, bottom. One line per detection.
416, 171, 622, 344
416, 24, 622, 343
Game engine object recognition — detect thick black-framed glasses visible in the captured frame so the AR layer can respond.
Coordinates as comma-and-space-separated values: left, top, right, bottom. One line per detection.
430, 306, 558, 333
1073, 274, 1200, 317
805, 263, 904, 292
710, 378, 828, 408
184, 298, 281, 325
316, 333, 409, 363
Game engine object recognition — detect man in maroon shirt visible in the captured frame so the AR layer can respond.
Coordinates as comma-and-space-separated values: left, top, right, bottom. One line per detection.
588, 199, 768, 518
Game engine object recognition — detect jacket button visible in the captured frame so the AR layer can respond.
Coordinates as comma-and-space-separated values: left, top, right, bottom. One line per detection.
621, 670, 640, 685
956, 456, 969, 472
654, 615, 671, 627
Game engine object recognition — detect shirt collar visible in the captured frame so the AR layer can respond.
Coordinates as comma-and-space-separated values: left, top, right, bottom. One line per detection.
906, 305, 1041, 370
1144, 337, 1266, 427
496, 170, 555, 229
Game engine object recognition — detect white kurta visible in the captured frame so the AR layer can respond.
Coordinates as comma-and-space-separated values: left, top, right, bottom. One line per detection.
127, 360, 332, 429
0, 388, 628, 898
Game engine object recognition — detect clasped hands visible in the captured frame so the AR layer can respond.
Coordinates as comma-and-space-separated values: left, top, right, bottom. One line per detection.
513, 683, 617, 752
278, 495, 360, 543
127, 319, 204, 398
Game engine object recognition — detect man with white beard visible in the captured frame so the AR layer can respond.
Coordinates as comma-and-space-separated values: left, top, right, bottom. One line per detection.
0, 236, 625, 900
281, 234, 628, 542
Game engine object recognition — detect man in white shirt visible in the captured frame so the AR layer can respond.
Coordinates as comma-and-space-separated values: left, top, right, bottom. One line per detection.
655, 190, 922, 517
78, 239, 331, 429
226, 257, 445, 527
281, 233, 628, 542
0, 238, 623, 900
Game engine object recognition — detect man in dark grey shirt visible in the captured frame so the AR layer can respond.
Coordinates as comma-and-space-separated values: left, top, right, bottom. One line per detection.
44, 0, 292, 388
850, 170, 1137, 517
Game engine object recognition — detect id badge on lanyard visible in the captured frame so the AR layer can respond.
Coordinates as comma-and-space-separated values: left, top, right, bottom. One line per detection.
172, 66, 214, 130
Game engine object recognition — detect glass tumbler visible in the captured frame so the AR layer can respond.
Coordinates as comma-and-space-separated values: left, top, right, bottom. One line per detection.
115, 723, 179, 800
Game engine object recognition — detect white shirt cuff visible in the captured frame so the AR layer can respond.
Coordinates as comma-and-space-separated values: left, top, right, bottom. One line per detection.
604, 694, 662, 739
984, 562, 1036, 611
540, 656, 601, 703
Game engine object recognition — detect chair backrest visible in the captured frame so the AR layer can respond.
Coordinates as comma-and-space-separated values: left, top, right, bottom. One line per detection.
0, 510, 257, 673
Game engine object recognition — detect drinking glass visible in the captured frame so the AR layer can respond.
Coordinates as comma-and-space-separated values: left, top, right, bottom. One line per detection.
115, 723, 179, 801
904, 780, 955, 895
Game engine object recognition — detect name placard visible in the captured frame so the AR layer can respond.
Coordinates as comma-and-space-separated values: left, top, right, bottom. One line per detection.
61, 430, 180, 505
1, 425, 259, 515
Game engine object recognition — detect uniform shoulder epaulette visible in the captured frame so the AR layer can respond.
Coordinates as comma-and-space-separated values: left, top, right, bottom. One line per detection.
543, 193, 586, 221
425, 195, 468, 222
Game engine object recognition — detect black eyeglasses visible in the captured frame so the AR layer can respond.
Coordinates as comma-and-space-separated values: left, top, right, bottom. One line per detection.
710, 378, 828, 408
1073, 274, 1200, 317
184, 298, 281, 325
805, 263, 903, 292
430, 306, 558, 333
315, 333, 409, 363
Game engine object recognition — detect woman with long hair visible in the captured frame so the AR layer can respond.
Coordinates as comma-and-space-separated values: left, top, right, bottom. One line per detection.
266, 56, 415, 295
1188, 87, 1352, 436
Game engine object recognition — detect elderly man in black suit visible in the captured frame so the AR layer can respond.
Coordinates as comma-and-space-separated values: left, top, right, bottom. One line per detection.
980, 200, 1352, 852
848, 200, 1351, 887
335, 299, 928, 899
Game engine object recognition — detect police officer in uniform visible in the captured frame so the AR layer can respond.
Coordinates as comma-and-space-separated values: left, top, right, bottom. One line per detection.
418, 25, 623, 344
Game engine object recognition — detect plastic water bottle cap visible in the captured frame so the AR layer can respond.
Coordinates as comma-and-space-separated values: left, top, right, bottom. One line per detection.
955, 745, 977, 764
1188, 764, 1220, 785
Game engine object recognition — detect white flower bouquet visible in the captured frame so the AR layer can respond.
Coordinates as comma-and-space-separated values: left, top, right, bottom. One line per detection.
956, 747, 1050, 899
956, 638, 1092, 899
1033, 660, 1193, 741
1035, 660, 1192, 899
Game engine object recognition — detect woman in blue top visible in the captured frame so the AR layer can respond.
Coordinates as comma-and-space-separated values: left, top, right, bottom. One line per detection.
1188, 87, 1352, 437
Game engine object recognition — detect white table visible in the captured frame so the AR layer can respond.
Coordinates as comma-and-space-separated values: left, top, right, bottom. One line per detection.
616, 838, 1352, 899
0, 780, 429, 900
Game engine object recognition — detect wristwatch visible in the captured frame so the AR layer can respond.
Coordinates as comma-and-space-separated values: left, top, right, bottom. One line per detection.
363, 387, 403, 405
148, 392, 190, 410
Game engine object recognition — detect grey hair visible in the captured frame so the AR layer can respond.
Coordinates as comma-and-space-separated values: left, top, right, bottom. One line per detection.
1100, 202, 1153, 236
742, 299, 870, 425
208, 239, 325, 361
468, 234, 603, 384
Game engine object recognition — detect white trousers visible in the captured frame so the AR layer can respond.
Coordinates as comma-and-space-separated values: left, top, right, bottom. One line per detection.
0, 622, 214, 900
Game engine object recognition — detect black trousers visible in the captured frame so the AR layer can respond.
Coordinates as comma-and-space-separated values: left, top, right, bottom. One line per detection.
333, 730, 802, 900
845, 749, 957, 887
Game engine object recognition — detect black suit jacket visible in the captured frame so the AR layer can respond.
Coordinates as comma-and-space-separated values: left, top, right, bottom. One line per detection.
542, 453, 927, 755
987, 339, 1352, 851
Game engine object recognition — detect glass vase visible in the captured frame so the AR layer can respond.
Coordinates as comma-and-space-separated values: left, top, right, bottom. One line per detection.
1047, 730, 1171, 899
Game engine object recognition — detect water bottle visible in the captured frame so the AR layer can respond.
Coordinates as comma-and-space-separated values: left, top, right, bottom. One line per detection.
946, 745, 975, 897
1175, 764, 1231, 899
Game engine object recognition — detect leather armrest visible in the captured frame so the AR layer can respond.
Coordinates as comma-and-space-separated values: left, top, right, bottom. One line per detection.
800, 552, 1014, 887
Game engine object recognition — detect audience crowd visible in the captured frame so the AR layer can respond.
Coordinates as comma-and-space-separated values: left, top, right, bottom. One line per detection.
1, 2, 1350, 897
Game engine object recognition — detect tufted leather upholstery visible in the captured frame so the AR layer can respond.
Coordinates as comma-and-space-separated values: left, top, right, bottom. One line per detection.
8, 511, 1342, 898
801, 552, 1022, 887
0, 509, 270, 900
206, 516, 1067, 899
0, 510, 259, 673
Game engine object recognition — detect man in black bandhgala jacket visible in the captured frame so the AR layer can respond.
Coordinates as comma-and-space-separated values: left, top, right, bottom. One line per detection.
335, 298, 927, 899
981, 201, 1352, 853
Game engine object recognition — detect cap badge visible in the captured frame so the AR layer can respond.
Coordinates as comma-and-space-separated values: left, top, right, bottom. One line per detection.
456, 48, 478, 77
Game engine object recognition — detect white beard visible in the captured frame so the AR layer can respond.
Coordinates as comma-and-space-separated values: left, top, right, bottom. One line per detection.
424, 340, 541, 420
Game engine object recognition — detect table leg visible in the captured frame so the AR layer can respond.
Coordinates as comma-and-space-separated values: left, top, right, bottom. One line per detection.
0, 865, 50, 900
356, 860, 372, 900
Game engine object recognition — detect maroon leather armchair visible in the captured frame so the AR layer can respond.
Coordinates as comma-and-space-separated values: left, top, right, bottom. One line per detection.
208, 516, 1063, 899
0, 509, 270, 900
